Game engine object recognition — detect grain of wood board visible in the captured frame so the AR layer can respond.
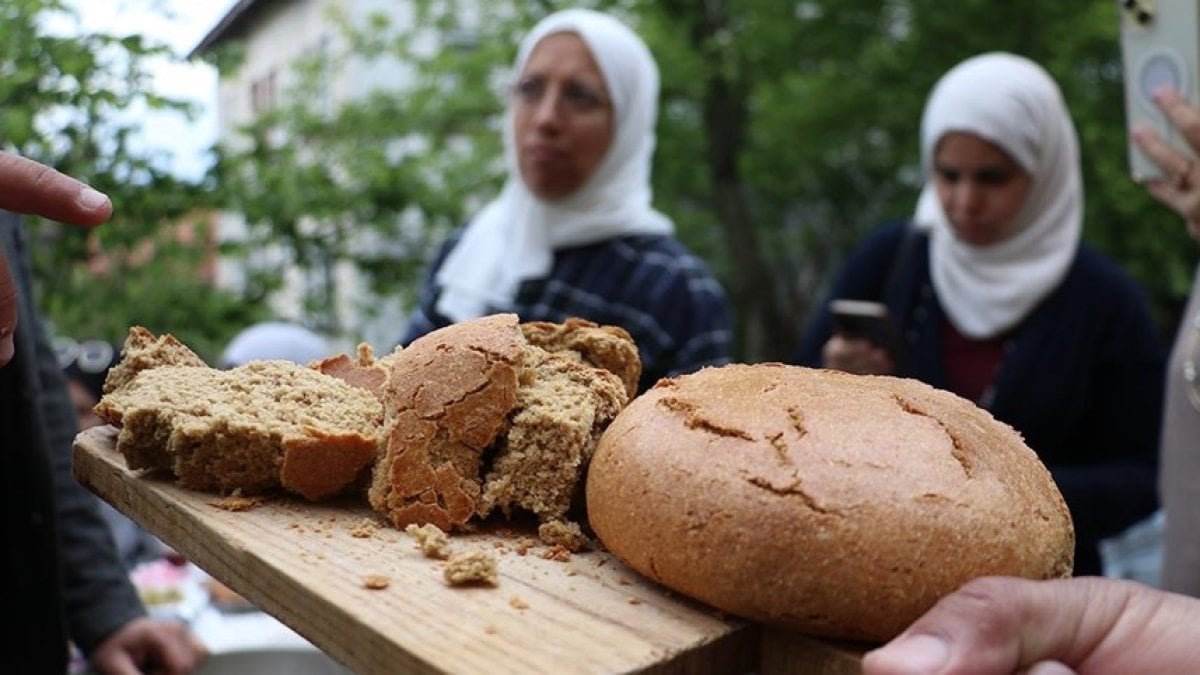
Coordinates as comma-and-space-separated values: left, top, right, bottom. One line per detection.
73, 425, 864, 675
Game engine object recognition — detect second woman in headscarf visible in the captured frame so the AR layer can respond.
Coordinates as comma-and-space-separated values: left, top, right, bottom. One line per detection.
793, 52, 1166, 576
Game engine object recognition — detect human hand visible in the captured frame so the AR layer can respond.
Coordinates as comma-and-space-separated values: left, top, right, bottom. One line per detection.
861, 576, 1200, 675
87, 616, 208, 675
821, 334, 894, 375
1131, 87, 1200, 242
0, 151, 112, 365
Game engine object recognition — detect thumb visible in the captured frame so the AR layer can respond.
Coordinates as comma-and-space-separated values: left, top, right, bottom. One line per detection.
861, 577, 1131, 675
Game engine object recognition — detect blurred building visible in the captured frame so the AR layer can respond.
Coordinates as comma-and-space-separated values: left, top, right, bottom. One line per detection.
191, 0, 457, 352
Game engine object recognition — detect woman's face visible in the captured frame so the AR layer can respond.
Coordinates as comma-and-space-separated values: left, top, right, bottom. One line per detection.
512, 32, 614, 201
933, 132, 1033, 246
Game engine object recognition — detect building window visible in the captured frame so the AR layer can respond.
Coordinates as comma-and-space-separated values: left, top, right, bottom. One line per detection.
250, 70, 277, 115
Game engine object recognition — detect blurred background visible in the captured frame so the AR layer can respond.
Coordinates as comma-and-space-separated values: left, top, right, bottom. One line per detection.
7, 0, 1195, 364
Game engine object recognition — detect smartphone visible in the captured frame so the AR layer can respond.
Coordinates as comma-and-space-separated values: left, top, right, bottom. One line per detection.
829, 299, 897, 354
1119, 0, 1200, 182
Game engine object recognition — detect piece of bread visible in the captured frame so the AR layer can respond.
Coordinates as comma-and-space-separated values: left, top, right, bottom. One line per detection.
103, 325, 208, 394
585, 363, 1075, 643
96, 329, 384, 501
313, 342, 398, 402
520, 318, 641, 399
368, 314, 631, 537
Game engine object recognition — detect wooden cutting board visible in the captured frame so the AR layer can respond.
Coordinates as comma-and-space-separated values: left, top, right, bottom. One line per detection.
73, 425, 865, 674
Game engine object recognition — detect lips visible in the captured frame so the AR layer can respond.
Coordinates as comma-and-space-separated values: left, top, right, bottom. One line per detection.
525, 141, 568, 162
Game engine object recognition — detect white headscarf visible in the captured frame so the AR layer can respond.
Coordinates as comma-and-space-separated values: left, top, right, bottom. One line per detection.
220, 321, 328, 368
434, 9, 674, 322
913, 52, 1082, 339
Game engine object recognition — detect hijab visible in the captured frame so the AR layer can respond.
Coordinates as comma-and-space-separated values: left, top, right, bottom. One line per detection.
434, 9, 674, 322
220, 321, 329, 368
913, 52, 1082, 339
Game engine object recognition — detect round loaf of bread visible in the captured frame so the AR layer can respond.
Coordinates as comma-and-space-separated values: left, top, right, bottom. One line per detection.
585, 363, 1075, 643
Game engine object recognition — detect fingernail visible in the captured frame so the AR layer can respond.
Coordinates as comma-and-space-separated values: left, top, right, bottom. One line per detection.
870, 634, 950, 673
77, 187, 110, 210
0, 335, 13, 367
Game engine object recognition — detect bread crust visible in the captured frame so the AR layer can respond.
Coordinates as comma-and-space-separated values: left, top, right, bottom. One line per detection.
369, 313, 525, 530
370, 314, 634, 538
585, 363, 1075, 643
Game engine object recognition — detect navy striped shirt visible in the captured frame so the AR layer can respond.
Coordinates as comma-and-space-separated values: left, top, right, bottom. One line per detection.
400, 233, 734, 392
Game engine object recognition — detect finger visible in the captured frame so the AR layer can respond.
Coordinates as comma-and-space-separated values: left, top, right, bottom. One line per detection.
1142, 175, 1191, 214
1154, 87, 1200, 149
861, 577, 1129, 675
1130, 125, 1192, 182
0, 152, 112, 227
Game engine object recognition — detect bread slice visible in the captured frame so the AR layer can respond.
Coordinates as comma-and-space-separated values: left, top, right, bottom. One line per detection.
369, 314, 632, 536
96, 328, 385, 501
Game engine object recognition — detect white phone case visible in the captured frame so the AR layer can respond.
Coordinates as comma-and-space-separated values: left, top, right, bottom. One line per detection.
1119, 0, 1200, 181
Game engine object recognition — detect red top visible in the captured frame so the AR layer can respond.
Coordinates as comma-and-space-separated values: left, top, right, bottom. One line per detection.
941, 318, 1006, 404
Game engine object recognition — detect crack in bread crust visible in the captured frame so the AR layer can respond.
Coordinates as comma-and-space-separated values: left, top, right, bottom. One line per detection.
370, 314, 636, 541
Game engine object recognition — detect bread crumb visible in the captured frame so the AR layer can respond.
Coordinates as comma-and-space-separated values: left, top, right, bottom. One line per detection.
350, 518, 378, 538
362, 575, 390, 590
540, 545, 571, 563
484, 625, 498, 635
406, 523, 452, 559
509, 595, 529, 610
537, 520, 590, 553
627, 596, 642, 605
209, 494, 263, 511
443, 550, 498, 586
617, 576, 632, 586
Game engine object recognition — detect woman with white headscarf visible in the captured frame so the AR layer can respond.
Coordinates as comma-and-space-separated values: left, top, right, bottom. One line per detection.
399, 8, 732, 393
794, 52, 1166, 576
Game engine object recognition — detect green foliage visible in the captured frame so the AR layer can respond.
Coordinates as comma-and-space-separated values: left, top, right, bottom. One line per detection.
17, 0, 1188, 362
3, 0, 266, 360
213, 0, 1190, 361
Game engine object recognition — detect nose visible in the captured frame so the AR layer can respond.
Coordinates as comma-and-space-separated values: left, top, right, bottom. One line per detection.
532, 87, 563, 128
950, 180, 983, 218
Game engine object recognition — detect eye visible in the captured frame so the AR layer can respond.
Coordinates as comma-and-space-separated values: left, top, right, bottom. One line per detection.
562, 82, 605, 111
513, 77, 545, 104
935, 167, 960, 183
975, 167, 1015, 186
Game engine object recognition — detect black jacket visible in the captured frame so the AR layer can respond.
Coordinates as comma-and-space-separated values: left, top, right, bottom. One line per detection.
795, 220, 1166, 575
1, 212, 144, 671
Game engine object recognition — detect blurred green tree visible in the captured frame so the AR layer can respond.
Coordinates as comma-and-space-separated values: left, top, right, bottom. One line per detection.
2, 0, 266, 362
200, 0, 1200, 359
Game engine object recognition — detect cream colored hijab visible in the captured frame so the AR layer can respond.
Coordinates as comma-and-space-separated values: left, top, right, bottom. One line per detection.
913, 52, 1082, 339
435, 9, 673, 322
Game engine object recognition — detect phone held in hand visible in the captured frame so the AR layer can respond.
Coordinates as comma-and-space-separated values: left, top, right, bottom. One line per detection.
1118, 0, 1200, 182
829, 299, 898, 356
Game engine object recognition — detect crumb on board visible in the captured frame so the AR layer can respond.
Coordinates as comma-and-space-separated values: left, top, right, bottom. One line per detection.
627, 596, 643, 605
509, 595, 529, 610
362, 574, 390, 590
514, 537, 535, 556
540, 545, 571, 563
617, 576, 633, 586
443, 550, 498, 587
406, 523, 452, 559
484, 625, 498, 635
350, 518, 378, 539
537, 520, 590, 553
208, 494, 263, 511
